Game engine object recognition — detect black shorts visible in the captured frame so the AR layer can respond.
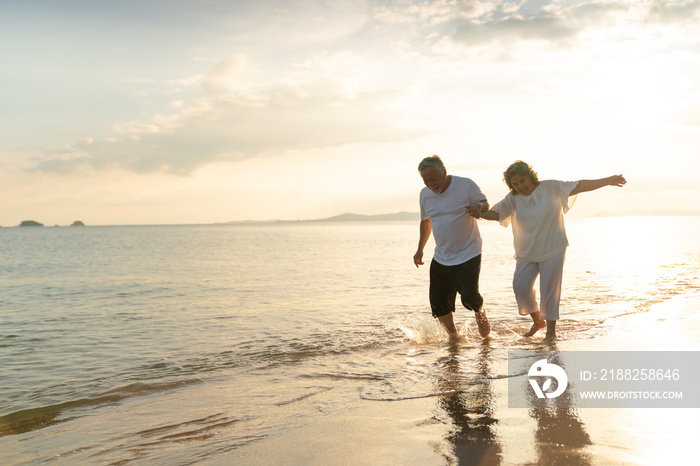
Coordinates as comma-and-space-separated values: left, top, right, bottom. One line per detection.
429, 255, 484, 318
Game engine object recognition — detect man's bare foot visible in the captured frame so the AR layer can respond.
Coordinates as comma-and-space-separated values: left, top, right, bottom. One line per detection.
523, 320, 546, 337
543, 331, 557, 342
476, 311, 491, 337
447, 332, 463, 343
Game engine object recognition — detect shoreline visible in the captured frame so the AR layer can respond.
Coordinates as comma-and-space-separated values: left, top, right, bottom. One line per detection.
213, 292, 700, 465
224, 293, 700, 465
1, 293, 698, 465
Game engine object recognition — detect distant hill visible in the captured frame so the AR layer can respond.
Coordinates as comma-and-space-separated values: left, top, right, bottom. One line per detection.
311, 212, 420, 222
225, 212, 420, 224
225, 209, 700, 225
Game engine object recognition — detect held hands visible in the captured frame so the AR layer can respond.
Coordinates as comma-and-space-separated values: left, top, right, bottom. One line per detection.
466, 204, 483, 219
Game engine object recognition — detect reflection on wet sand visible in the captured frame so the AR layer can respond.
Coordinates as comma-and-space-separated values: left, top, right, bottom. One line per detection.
433, 341, 594, 465
435, 341, 502, 465
527, 346, 593, 465
529, 407, 592, 466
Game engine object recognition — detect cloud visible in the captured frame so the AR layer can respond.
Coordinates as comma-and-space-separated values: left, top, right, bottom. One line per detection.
382, 0, 700, 52
445, 1, 633, 48
29, 69, 422, 176
168, 75, 206, 88
372, 0, 498, 24
25, 1, 700, 179
121, 78, 156, 83
371, 1, 588, 52
451, 14, 577, 45
202, 54, 249, 94
647, 0, 700, 23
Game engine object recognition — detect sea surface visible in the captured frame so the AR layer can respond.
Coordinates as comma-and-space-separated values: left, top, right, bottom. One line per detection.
1, 217, 699, 464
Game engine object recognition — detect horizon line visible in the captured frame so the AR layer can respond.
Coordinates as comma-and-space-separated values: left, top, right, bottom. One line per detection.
5, 210, 700, 228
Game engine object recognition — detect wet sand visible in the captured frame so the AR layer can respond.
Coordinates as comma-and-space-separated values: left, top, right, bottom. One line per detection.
2, 294, 699, 465
217, 293, 700, 465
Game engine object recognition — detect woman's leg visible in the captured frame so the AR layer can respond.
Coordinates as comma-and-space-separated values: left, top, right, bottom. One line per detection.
538, 252, 566, 321
513, 260, 544, 336
513, 260, 539, 315
538, 252, 566, 340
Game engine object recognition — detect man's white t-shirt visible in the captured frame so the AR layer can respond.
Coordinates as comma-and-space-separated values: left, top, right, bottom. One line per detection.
492, 180, 579, 262
419, 176, 487, 266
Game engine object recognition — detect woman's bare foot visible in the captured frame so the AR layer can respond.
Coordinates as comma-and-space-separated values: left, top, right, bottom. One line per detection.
542, 321, 557, 341
523, 320, 546, 337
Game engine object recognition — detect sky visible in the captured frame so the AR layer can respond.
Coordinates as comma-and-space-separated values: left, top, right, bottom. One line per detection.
2, 0, 700, 226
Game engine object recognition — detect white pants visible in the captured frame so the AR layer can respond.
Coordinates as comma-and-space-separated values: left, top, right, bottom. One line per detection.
513, 251, 566, 321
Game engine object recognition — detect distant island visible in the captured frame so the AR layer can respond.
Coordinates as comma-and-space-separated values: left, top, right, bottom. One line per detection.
19, 220, 44, 227
16, 220, 87, 227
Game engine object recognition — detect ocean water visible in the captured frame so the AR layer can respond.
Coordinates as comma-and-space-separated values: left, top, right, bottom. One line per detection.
1, 217, 699, 464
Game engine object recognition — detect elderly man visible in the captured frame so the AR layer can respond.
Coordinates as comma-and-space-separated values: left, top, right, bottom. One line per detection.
413, 155, 491, 340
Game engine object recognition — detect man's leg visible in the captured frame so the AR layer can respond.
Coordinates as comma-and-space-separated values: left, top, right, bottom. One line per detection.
429, 260, 459, 339
474, 309, 491, 338
458, 255, 490, 337
437, 312, 460, 341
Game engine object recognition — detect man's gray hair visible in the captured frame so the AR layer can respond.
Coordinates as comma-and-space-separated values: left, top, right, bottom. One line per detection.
418, 155, 446, 175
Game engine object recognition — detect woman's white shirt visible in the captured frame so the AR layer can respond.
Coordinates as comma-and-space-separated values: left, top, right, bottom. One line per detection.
493, 180, 579, 262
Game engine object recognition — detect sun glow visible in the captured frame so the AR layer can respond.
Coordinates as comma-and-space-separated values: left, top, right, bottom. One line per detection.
571, 217, 700, 308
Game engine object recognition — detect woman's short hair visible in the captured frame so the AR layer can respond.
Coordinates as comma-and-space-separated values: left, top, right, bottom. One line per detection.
503, 161, 539, 194
418, 155, 446, 175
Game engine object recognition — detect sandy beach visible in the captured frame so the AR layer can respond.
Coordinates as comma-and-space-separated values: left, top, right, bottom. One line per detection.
3, 294, 698, 465
211, 292, 700, 465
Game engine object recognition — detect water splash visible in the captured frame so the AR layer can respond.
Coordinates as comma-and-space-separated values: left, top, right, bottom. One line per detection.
396, 316, 446, 344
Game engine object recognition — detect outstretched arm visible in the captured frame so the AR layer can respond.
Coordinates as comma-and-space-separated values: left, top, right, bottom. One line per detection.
571, 175, 626, 195
413, 218, 432, 267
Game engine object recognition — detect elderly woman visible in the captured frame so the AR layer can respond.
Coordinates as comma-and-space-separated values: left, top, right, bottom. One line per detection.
477, 161, 626, 340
